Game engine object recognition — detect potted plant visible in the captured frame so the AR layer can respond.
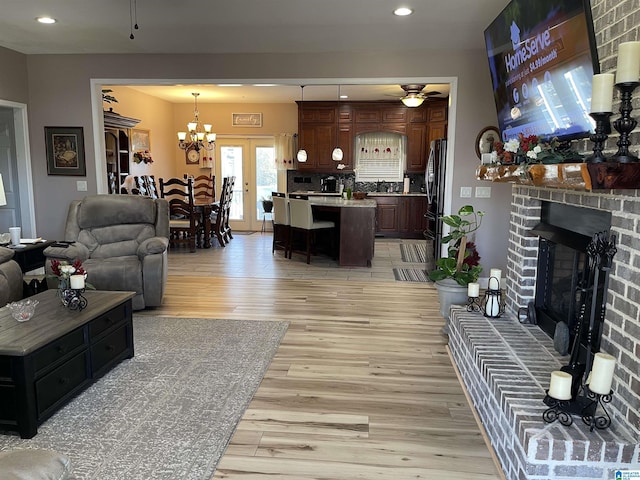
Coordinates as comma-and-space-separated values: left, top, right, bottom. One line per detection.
429, 205, 484, 319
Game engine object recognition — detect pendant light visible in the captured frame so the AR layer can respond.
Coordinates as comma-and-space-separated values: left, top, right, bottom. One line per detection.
332, 85, 344, 161
296, 85, 308, 163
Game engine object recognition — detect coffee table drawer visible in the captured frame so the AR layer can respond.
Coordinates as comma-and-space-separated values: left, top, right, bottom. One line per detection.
89, 301, 128, 338
91, 324, 129, 374
36, 351, 89, 416
33, 329, 86, 374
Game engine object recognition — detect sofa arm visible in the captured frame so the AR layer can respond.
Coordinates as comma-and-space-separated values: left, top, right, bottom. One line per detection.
137, 237, 169, 259
43, 243, 90, 262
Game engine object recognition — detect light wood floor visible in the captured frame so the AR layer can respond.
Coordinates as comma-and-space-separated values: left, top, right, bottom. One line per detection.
137, 233, 503, 480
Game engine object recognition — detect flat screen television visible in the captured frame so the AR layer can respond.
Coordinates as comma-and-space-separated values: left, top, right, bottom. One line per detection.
484, 0, 600, 143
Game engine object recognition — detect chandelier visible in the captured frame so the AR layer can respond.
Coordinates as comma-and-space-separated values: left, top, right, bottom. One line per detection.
177, 93, 216, 152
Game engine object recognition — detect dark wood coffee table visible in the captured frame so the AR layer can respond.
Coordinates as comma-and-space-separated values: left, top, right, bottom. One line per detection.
0, 289, 135, 438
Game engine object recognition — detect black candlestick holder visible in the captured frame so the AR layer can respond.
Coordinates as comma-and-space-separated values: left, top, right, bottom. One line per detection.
610, 81, 640, 163
543, 387, 613, 432
466, 296, 482, 312
586, 112, 613, 163
60, 288, 88, 311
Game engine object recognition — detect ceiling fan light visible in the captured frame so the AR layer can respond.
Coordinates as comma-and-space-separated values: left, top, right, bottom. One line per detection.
297, 149, 308, 163
332, 147, 344, 161
401, 94, 424, 107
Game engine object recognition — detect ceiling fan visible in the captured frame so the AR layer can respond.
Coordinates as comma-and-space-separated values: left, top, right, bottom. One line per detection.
389, 84, 442, 107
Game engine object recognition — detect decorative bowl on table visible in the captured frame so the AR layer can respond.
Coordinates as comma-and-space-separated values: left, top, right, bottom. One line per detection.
353, 191, 367, 200
7, 299, 39, 322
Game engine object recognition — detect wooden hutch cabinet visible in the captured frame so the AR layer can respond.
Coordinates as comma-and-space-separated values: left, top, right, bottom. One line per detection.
297, 100, 447, 174
103, 110, 140, 193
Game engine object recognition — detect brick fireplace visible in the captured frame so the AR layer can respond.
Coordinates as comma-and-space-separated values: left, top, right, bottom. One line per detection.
447, 186, 640, 479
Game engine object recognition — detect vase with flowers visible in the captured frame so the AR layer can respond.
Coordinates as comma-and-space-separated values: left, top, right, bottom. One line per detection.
491, 133, 583, 166
429, 205, 484, 319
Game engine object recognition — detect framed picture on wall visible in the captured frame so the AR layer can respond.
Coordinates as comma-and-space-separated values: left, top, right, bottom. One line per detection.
232, 113, 262, 127
475, 126, 500, 159
45, 126, 86, 176
131, 128, 151, 152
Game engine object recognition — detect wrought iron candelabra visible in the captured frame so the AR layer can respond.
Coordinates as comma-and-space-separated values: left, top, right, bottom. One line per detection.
610, 81, 640, 163
466, 296, 482, 313
60, 288, 88, 311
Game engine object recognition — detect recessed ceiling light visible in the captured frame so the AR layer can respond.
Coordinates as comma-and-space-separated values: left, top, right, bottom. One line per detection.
340, 95, 348, 99
217, 84, 242, 87
36, 16, 56, 24
253, 84, 277, 87
393, 7, 413, 16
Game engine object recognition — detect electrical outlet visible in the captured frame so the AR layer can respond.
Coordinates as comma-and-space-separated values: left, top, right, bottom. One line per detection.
475, 186, 492, 198
460, 186, 472, 198
77, 180, 87, 192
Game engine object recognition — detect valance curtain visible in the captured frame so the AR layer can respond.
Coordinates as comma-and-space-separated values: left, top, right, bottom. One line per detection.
355, 132, 406, 181
275, 133, 297, 170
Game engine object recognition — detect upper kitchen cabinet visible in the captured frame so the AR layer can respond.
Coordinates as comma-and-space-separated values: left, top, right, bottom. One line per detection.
298, 102, 353, 172
297, 100, 448, 174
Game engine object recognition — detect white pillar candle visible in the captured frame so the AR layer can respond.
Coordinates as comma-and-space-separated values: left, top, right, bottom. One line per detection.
70, 274, 85, 289
467, 282, 480, 298
489, 268, 502, 290
589, 352, 616, 395
484, 296, 500, 317
616, 41, 640, 83
548, 370, 573, 400
590, 73, 615, 112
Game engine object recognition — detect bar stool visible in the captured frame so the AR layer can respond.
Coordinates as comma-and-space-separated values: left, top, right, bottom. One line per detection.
271, 192, 290, 256
288, 194, 335, 264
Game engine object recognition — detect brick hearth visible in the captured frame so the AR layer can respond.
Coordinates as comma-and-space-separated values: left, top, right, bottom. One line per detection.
448, 307, 638, 480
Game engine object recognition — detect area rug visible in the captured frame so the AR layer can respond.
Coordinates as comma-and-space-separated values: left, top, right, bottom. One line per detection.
400, 242, 427, 263
393, 267, 431, 283
0, 316, 288, 480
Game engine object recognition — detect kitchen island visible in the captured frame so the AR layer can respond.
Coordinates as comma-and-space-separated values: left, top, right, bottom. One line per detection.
306, 196, 377, 267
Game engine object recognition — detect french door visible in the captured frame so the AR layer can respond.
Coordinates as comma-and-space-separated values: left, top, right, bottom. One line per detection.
216, 137, 276, 232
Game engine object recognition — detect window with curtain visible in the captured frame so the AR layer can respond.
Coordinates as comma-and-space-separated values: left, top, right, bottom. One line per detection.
354, 132, 406, 182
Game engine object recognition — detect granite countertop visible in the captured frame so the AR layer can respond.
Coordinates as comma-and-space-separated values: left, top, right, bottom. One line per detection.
307, 196, 377, 208
289, 191, 426, 198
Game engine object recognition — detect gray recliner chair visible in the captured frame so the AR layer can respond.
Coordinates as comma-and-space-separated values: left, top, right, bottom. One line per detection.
43, 194, 170, 310
0, 246, 24, 306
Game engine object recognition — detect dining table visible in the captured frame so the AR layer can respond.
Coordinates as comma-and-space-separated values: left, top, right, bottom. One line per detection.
194, 198, 220, 248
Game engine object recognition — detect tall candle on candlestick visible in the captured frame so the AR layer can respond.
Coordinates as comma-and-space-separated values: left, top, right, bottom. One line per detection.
590, 73, 614, 112
616, 41, 640, 83
589, 352, 616, 395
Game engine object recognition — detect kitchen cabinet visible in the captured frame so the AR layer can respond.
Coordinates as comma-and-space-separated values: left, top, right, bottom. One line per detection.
374, 195, 427, 239
297, 100, 447, 174
298, 103, 353, 172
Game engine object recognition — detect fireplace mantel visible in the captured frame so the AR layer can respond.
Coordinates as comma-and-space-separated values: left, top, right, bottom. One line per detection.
476, 162, 640, 191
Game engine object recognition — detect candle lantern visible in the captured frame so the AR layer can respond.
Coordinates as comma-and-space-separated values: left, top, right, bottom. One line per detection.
482, 276, 504, 318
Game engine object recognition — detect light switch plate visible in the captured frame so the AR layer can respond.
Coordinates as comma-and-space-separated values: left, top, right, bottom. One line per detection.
475, 186, 491, 198
460, 186, 472, 198
77, 180, 87, 192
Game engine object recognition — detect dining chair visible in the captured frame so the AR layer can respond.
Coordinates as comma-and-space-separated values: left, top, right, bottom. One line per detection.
190, 174, 215, 202
134, 176, 149, 196
271, 192, 290, 257
288, 194, 335, 264
159, 177, 198, 253
222, 175, 236, 241
145, 175, 159, 199
211, 176, 231, 247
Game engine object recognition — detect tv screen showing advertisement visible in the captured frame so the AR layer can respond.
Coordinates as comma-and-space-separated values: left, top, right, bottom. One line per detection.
484, 0, 599, 143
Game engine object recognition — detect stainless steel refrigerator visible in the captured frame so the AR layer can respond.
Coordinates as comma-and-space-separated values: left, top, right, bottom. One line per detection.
424, 138, 447, 262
